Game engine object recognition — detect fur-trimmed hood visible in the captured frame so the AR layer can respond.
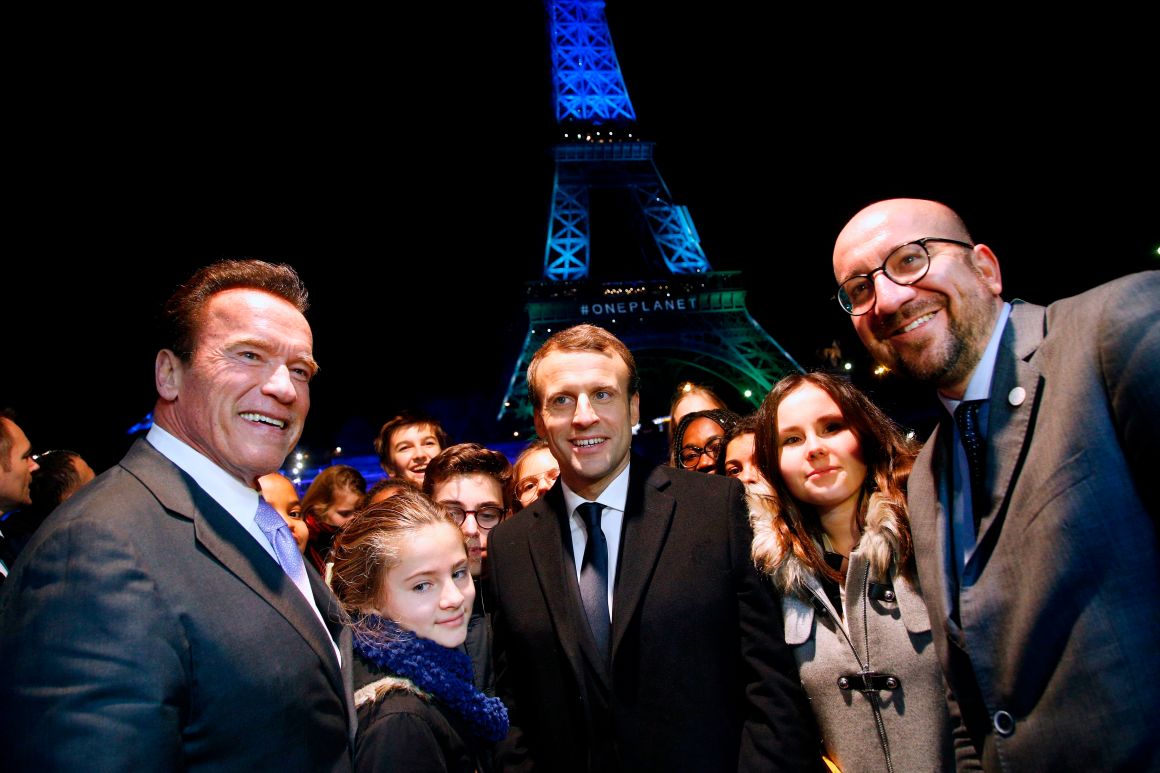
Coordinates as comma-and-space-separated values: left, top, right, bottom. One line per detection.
353, 674, 428, 709
749, 491, 906, 599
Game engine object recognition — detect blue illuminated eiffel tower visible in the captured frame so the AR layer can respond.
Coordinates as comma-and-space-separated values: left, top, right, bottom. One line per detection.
498, 0, 801, 432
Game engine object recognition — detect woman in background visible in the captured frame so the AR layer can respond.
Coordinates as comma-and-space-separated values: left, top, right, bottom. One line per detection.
672, 408, 740, 474
716, 414, 770, 495
667, 382, 727, 466
300, 464, 366, 576
508, 438, 559, 513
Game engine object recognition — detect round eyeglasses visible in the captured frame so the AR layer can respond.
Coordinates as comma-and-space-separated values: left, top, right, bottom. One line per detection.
515, 468, 560, 500
442, 504, 505, 530
835, 237, 974, 316
679, 435, 724, 470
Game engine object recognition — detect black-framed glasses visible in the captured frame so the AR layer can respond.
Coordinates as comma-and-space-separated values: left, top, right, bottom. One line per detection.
442, 504, 505, 530
835, 237, 974, 316
679, 435, 724, 469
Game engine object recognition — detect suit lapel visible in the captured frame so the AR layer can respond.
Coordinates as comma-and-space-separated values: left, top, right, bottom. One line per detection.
911, 426, 954, 626
972, 302, 1044, 565
611, 461, 675, 663
120, 440, 348, 705
527, 486, 609, 690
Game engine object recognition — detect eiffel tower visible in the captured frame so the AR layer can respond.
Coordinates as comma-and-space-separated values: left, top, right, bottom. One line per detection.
498, 0, 801, 435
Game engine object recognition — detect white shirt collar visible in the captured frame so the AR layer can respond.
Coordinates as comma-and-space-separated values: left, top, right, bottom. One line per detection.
146, 424, 260, 519
939, 302, 1011, 416
561, 462, 631, 516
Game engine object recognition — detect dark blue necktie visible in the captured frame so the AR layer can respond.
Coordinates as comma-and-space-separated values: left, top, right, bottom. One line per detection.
954, 400, 988, 529
577, 502, 611, 664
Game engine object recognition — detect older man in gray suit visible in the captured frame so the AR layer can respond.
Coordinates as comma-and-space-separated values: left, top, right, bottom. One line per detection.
0, 260, 354, 771
832, 199, 1159, 771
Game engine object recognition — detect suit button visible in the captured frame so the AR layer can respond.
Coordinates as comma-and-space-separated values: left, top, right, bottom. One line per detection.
993, 710, 1015, 737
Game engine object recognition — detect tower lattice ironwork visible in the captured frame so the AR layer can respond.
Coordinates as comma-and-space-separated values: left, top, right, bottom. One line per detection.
499, 0, 801, 434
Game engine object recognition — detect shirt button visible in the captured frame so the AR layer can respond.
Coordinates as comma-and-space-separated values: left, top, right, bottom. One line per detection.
993, 710, 1015, 737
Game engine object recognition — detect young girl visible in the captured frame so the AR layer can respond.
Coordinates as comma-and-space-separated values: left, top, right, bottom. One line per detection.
329, 490, 508, 772
300, 464, 366, 576
750, 372, 963, 772
715, 414, 770, 494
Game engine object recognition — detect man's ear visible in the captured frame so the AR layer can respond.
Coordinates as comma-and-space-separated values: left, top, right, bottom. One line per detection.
970, 243, 1003, 296
155, 349, 183, 401
533, 406, 547, 440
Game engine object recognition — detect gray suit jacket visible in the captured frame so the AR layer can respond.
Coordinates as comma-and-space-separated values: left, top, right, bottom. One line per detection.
909, 272, 1160, 771
0, 438, 355, 772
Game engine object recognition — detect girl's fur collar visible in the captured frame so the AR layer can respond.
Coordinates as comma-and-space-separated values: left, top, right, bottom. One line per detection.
749, 491, 904, 598
354, 675, 427, 709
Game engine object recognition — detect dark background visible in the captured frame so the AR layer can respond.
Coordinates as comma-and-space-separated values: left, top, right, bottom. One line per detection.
6, 3, 1156, 475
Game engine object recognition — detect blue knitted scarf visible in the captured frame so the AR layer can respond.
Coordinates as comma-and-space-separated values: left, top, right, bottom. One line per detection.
352, 614, 509, 743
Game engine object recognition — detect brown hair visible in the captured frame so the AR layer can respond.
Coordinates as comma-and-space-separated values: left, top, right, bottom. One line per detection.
509, 438, 552, 512
300, 465, 367, 525
162, 259, 309, 361
361, 475, 421, 507
27, 450, 87, 509
716, 414, 759, 476
373, 411, 450, 472
329, 490, 462, 626
752, 372, 917, 584
422, 442, 514, 512
526, 324, 639, 410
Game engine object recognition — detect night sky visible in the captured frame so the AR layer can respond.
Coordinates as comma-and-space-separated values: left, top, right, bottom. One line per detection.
7, 2, 1156, 475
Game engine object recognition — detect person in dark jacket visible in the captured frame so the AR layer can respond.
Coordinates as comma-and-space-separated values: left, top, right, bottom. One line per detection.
330, 490, 508, 773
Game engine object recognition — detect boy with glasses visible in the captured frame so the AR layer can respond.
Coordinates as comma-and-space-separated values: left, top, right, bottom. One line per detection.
423, 442, 513, 697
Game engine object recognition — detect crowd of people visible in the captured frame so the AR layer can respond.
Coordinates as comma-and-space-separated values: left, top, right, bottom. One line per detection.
0, 197, 1156, 771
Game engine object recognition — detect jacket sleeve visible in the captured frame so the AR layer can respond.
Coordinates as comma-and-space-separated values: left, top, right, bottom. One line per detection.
727, 477, 826, 772
1098, 271, 1160, 520
488, 528, 536, 772
0, 515, 187, 771
355, 706, 451, 773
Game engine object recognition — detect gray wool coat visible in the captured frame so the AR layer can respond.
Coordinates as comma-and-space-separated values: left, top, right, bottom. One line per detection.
752, 494, 958, 773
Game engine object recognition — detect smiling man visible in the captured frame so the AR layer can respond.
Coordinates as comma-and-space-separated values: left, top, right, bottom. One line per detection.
0, 260, 354, 772
487, 324, 819, 772
833, 199, 1160, 771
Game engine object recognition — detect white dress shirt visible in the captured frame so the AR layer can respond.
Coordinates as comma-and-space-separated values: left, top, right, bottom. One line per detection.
560, 463, 631, 616
146, 425, 339, 663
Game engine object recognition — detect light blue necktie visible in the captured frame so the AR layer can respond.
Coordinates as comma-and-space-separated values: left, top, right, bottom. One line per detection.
254, 495, 308, 587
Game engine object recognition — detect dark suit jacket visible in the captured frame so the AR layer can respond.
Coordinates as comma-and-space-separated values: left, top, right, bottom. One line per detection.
488, 456, 819, 772
0, 438, 355, 772
909, 272, 1160, 771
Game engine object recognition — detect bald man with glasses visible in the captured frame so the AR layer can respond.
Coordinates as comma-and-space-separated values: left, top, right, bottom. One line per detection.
832, 198, 1160, 771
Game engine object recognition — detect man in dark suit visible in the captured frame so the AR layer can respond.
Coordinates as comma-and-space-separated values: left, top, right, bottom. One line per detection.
0, 260, 355, 771
488, 324, 819, 772
0, 409, 40, 582
832, 199, 1160, 770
